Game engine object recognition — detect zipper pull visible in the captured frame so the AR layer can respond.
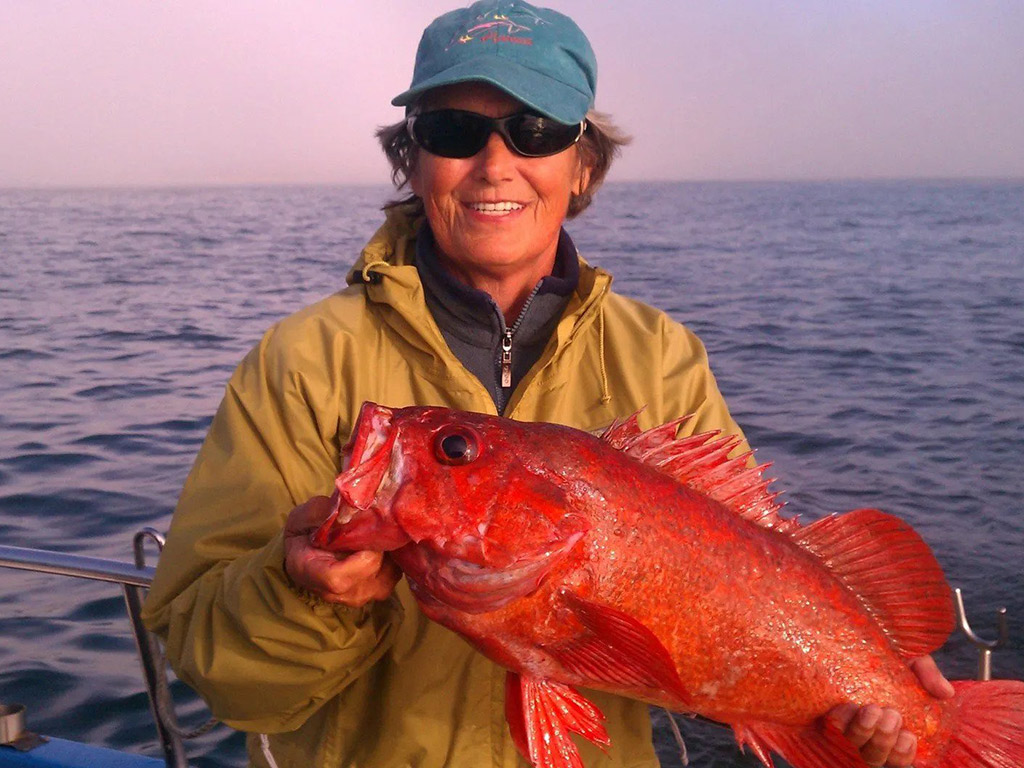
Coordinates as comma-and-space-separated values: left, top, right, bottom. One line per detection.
501, 330, 513, 388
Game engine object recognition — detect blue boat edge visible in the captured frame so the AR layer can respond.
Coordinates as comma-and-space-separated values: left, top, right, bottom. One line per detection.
0, 737, 164, 768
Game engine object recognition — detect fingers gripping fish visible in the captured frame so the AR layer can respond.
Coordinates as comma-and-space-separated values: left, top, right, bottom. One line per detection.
313, 402, 1024, 768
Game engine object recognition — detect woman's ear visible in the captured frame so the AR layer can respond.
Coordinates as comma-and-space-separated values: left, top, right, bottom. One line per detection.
574, 156, 592, 198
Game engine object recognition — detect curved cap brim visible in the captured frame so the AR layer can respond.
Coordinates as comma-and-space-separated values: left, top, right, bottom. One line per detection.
392, 58, 590, 125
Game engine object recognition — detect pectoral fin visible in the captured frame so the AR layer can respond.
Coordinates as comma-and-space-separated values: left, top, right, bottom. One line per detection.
505, 671, 610, 768
548, 591, 690, 706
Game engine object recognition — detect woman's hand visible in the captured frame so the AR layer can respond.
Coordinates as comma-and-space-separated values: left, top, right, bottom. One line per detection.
283, 495, 402, 607
828, 655, 955, 767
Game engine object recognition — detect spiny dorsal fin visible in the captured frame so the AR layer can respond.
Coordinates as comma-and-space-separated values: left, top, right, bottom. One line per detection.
602, 413, 791, 532
602, 415, 955, 658
599, 411, 647, 449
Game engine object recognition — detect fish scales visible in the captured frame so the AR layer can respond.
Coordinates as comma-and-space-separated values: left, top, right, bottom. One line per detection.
313, 402, 1024, 768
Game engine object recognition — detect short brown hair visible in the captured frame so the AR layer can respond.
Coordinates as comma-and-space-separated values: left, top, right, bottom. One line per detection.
376, 109, 630, 219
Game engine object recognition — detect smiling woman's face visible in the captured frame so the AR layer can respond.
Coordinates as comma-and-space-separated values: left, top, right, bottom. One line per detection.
410, 82, 590, 309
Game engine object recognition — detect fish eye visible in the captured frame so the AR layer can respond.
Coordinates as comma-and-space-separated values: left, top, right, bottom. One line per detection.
434, 427, 480, 465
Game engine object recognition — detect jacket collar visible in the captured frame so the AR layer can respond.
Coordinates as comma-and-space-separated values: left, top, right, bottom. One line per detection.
345, 205, 613, 394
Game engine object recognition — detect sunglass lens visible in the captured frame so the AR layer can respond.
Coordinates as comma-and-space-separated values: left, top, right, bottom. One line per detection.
507, 114, 580, 157
413, 111, 489, 159
412, 110, 581, 158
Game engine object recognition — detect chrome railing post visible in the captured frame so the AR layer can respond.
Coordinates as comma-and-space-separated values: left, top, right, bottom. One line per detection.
953, 587, 1009, 681
124, 529, 187, 768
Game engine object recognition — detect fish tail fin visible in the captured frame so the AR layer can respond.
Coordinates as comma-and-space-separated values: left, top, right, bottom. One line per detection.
922, 679, 1024, 768
740, 681, 1024, 768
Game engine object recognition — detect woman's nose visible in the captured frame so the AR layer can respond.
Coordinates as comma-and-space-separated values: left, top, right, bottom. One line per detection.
474, 130, 516, 182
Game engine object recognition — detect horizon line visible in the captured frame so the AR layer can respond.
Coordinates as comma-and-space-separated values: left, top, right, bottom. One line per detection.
2, 175, 1023, 194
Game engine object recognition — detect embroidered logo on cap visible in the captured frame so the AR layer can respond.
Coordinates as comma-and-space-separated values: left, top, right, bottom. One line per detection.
446, 9, 549, 49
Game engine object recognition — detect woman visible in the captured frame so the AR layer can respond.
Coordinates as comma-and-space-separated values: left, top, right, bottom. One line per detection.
142, 2, 951, 766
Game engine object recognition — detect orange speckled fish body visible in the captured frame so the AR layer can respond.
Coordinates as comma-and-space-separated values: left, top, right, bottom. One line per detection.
313, 403, 1024, 768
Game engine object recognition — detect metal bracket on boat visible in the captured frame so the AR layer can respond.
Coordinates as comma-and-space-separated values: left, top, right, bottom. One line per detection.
123, 528, 190, 768
127, 529, 219, 756
0, 703, 47, 752
953, 587, 1009, 681
133, 528, 165, 569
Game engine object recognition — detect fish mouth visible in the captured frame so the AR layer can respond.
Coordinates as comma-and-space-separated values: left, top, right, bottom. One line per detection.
338, 402, 396, 511
400, 531, 585, 614
311, 402, 407, 551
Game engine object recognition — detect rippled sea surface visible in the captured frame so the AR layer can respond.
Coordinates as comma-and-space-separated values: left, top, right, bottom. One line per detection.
1, 182, 1022, 767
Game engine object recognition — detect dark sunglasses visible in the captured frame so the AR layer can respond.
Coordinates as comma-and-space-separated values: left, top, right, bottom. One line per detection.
406, 109, 586, 159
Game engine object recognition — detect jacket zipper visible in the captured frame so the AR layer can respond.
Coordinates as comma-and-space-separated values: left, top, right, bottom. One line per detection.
499, 285, 542, 390
500, 331, 514, 387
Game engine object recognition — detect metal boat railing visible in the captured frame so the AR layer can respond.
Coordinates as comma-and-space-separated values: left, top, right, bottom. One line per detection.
953, 587, 1010, 682
0, 530, 193, 768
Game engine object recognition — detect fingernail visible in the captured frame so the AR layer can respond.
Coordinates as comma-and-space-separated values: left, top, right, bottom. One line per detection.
857, 707, 881, 729
830, 703, 856, 720
894, 731, 915, 754
878, 710, 901, 735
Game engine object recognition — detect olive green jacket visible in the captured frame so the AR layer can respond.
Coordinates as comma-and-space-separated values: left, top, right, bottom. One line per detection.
141, 208, 749, 767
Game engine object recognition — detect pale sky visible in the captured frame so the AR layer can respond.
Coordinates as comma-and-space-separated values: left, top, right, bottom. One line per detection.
1, 1, 1022, 188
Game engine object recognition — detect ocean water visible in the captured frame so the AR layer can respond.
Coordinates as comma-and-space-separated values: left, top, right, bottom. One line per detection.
1, 181, 1022, 767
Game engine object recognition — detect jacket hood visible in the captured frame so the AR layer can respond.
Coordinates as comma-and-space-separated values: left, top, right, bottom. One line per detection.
346, 204, 424, 286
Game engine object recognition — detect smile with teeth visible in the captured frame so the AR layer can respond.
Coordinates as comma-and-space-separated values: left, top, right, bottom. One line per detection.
467, 201, 524, 216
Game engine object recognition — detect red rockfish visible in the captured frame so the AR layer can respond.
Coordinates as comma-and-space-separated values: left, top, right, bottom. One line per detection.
313, 402, 1024, 768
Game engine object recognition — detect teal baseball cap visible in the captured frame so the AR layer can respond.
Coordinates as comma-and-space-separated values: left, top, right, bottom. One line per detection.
392, 0, 597, 125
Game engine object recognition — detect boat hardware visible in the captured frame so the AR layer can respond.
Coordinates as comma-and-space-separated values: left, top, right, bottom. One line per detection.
130, 529, 218, 746
0, 704, 46, 752
953, 587, 1009, 682
0, 532, 221, 767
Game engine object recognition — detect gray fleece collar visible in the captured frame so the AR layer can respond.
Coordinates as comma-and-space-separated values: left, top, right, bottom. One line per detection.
415, 223, 579, 349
